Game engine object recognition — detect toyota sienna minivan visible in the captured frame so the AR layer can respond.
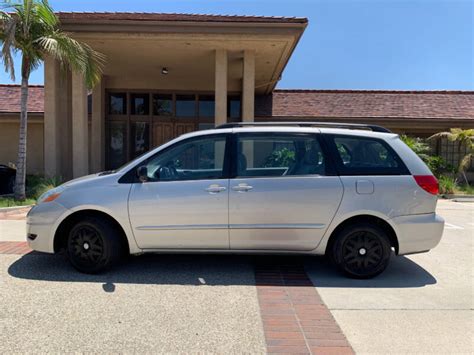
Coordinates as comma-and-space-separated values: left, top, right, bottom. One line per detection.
27, 122, 444, 278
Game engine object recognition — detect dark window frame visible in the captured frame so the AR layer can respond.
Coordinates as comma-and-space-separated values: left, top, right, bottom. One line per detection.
323, 134, 410, 176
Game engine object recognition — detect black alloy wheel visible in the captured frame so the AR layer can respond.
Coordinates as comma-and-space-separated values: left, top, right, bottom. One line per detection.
330, 223, 391, 279
67, 217, 124, 274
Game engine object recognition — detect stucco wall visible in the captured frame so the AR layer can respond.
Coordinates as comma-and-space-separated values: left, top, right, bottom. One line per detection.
0, 115, 44, 175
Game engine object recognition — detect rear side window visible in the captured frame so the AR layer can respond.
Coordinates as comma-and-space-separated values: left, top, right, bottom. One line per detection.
326, 134, 409, 175
236, 133, 328, 177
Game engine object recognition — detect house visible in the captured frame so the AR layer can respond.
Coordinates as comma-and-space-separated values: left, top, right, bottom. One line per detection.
0, 13, 472, 180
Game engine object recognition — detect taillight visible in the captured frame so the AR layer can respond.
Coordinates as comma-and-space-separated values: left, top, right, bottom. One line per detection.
414, 175, 439, 195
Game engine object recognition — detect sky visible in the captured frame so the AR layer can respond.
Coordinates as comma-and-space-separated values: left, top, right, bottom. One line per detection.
1, 0, 472, 90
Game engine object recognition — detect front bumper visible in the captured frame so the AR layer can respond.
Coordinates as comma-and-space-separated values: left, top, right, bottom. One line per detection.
392, 213, 444, 255
26, 202, 68, 253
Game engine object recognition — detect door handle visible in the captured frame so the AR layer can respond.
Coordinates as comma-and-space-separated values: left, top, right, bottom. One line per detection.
232, 183, 253, 192
205, 184, 227, 194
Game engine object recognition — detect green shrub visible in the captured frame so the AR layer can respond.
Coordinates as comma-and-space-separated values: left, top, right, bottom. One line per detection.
438, 175, 458, 195
264, 148, 295, 167
25, 175, 62, 199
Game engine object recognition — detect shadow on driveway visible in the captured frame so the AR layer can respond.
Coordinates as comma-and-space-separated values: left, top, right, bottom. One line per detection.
8, 252, 436, 289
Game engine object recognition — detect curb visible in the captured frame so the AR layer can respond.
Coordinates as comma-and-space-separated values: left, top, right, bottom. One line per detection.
0, 205, 34, 213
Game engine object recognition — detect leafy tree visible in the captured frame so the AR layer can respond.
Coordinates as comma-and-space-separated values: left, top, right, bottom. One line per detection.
0, 0, 105, 200
429, 129, 474, 185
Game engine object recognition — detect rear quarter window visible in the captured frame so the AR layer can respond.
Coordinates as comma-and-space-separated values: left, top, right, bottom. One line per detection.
325, 134, 409, 176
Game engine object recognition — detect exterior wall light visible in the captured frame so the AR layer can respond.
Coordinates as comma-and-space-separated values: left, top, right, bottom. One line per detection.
161, 67, 169, 75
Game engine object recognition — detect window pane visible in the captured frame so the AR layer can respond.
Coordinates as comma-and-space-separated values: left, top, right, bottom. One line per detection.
237, 134, 326, 177
108, 121, 127, 169
131, 93, 149, 115
145, 136, 226, 181
199, 95, 215, 117
131, 122, 150, 158
176, 95, 196, 117
153, 94, 173, 116
109, 93, 127, 115
331, 135, 405, 175
228, 97, 241, 118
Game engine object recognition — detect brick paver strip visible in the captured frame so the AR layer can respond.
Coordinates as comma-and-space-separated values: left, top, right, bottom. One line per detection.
0, 242, 32, 254
0, 207, 31, 220
255, 262, 354, 354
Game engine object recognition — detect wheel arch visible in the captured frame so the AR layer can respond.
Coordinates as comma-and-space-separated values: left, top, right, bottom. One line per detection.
53, 209, 130, 255
324, 214, 399, 255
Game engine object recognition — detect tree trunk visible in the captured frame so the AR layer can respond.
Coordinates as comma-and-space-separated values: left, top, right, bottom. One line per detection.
14, 59, 29, 200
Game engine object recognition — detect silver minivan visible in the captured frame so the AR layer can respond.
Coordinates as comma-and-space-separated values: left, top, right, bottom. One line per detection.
27, 122, 444, 278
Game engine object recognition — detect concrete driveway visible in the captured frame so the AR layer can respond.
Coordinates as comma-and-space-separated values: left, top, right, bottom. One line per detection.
0, 200, 472, 353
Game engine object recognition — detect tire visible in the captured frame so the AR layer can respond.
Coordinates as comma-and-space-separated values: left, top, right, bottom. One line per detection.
67, 217, 124, 274
330, 223, 392, 279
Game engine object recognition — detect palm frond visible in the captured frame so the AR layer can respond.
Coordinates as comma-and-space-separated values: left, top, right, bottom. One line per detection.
37, 31, 106, 88
0, 13, 17, 81
458, 153, 473, 173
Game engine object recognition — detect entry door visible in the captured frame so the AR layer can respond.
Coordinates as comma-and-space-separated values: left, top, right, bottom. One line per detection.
129, 134, 230, 249
229, 133, 343, 251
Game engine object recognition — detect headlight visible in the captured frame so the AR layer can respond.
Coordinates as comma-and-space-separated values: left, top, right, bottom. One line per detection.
37, 185, 66, 204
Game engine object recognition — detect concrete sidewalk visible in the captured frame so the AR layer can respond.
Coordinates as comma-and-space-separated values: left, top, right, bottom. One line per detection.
306, 199, 474, 354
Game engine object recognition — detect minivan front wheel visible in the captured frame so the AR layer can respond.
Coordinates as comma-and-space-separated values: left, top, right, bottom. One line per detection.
67, 217, 123, 274
330, 223, 391, 279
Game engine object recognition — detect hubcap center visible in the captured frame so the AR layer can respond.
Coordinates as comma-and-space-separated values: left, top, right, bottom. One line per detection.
359, 247, 367, 256
83, 242, 90, 250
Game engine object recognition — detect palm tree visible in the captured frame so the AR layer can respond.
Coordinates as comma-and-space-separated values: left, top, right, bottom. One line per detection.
0, 0, 105, 200
429, 128, 474, 185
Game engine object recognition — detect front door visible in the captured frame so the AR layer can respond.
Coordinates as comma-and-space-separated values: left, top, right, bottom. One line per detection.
128, 134, 230, 249
229, 132, 343, 251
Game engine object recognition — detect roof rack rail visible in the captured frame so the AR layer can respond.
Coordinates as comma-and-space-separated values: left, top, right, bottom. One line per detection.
216, 121, 392, 133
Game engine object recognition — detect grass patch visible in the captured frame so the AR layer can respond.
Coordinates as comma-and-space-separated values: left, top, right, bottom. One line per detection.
0, 197, 36, 208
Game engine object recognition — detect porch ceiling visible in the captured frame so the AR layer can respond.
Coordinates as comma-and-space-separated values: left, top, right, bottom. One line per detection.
62, 17, 306, 94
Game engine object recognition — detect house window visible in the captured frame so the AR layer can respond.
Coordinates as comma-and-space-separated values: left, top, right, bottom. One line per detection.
176, 95, 196, 117
109, 93, 127, 115
228, 96, 241, 118
130, 93, 150, 115
198, 95, 215, 117
153, 94, 173, 116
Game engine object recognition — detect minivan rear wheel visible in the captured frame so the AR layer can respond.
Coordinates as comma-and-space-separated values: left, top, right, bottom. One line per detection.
330, 223, 391, 279
67, 217, 123, 274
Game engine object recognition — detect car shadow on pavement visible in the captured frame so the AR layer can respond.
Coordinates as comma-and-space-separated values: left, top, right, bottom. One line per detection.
8, 251, 436, 289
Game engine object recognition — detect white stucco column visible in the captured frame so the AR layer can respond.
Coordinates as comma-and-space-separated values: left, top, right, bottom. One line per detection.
214, 49, 228, 127
43, 56, 60, 177
91, 76, 105, 173
71, 71, 89, 177
242, 49, 255, 122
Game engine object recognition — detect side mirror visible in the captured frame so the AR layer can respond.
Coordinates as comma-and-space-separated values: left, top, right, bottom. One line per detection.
137, 166, 148, 183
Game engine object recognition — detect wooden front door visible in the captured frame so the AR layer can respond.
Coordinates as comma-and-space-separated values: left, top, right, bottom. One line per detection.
153, 122, 196, 148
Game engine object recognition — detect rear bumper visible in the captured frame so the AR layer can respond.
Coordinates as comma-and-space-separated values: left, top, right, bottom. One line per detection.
392, 213, 444, 255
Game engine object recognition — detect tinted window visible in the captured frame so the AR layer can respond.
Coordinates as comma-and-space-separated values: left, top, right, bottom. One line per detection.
144, 135, 227, 181
130, 94, 150, 115
131, 122, 150, 158
109, 93, 127, 115
236, 134, 326, 177
108, 121, 127, 169
228, 97, 241, 118
198, 95, 215, 117
328, 135, 408, 175
153, 94, 173, 116
176, 95, 196, 117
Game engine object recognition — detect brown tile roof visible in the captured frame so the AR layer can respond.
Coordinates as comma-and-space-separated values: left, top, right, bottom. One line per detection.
0, 84, 44, 113
56, 12, 308, 24
1, 85, 473, 121
256, 90, 474, 120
